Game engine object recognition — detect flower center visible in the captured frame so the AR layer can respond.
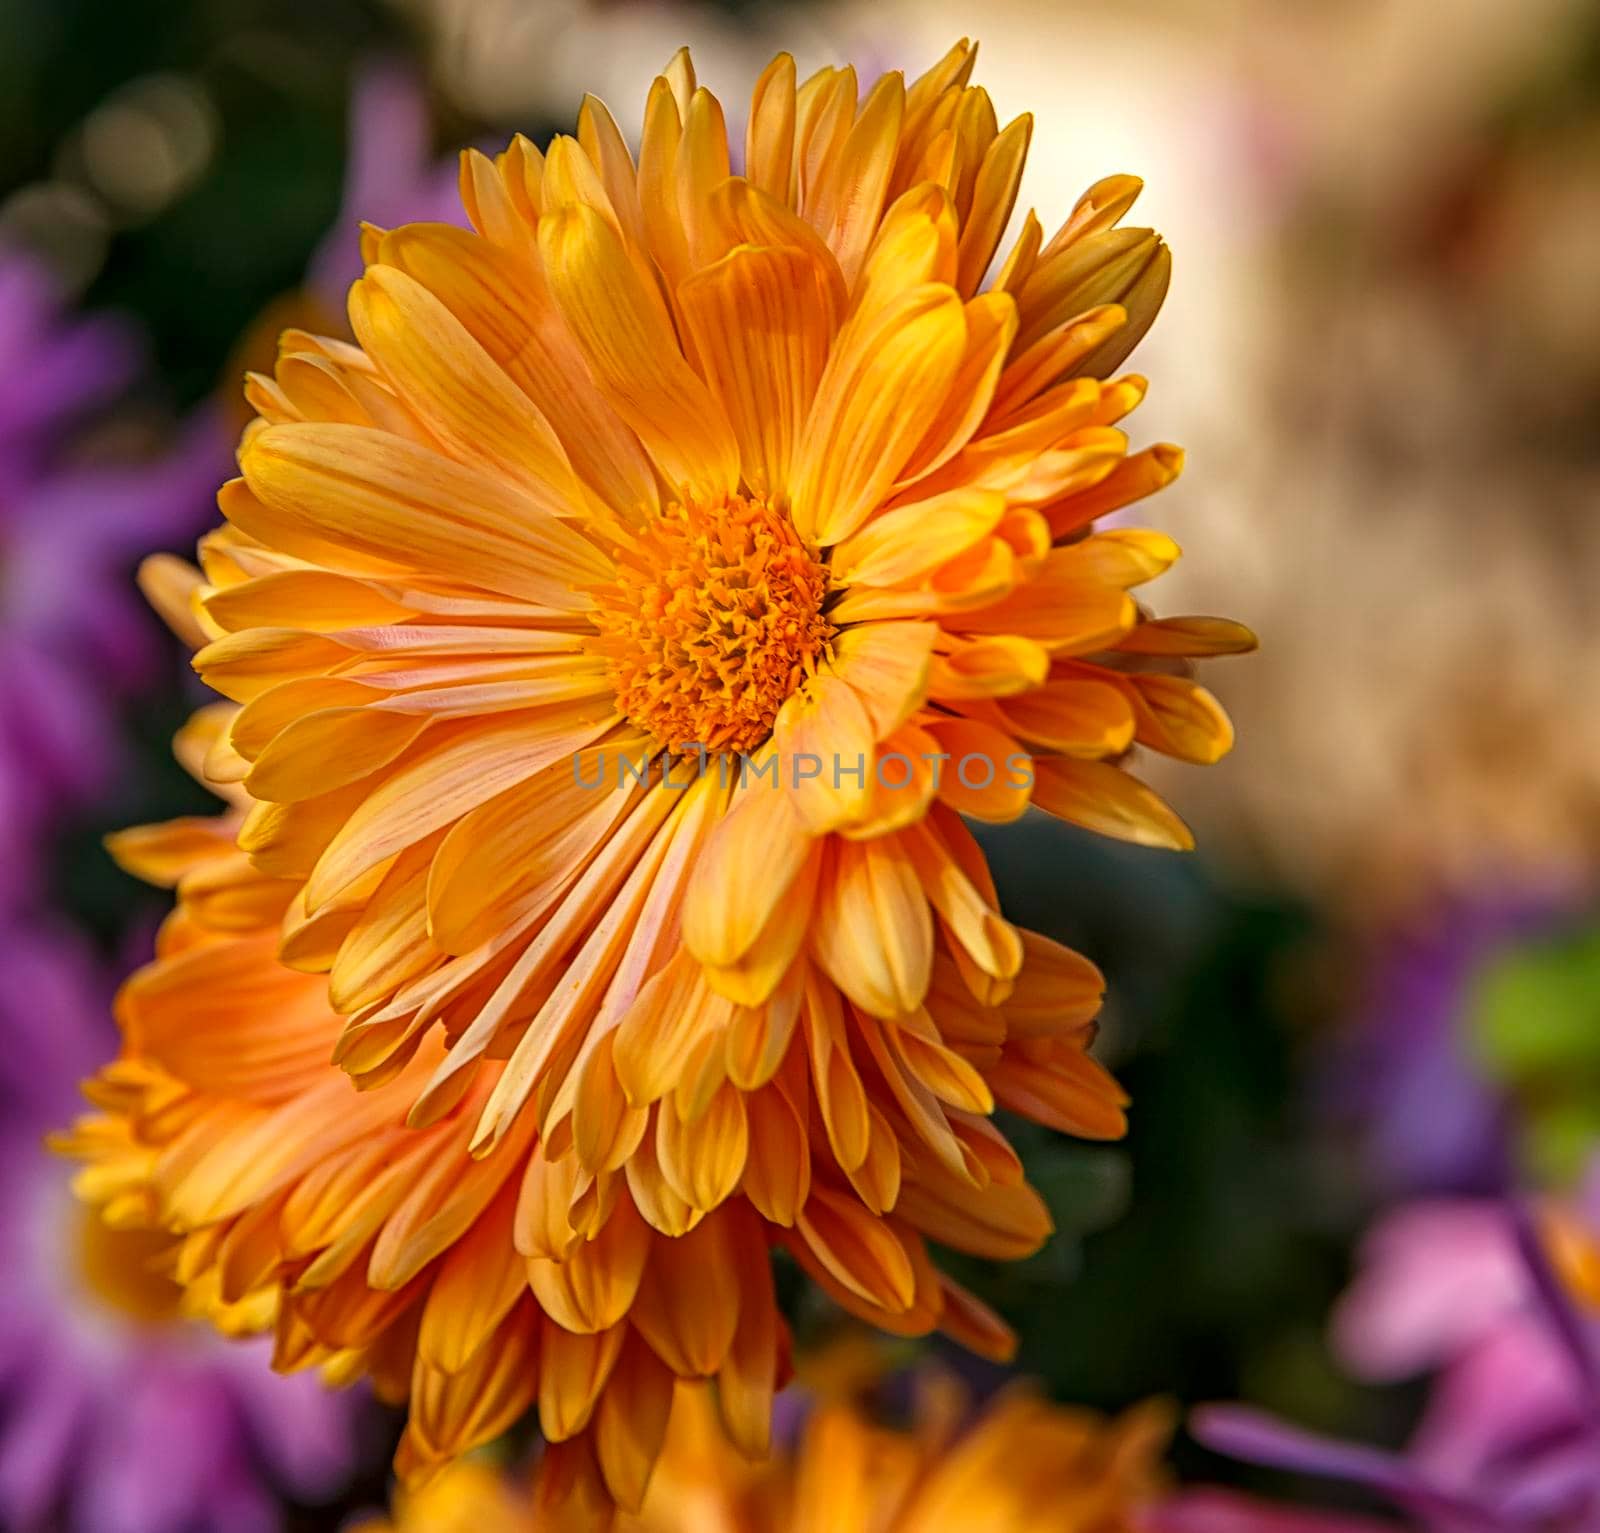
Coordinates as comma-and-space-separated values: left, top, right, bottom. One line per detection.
590, 495, 831, 754
76, 1207, 184, 1326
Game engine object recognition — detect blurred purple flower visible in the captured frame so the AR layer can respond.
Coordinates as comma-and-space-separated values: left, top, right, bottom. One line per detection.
1334, 894, 1577, 1198
1185, 1195, 1600, 1531
0, 259, 138, 490
0, 919, 359, 1533
305, 60, 469, 311
0, 247, 231, 905
3, 62, 469, 911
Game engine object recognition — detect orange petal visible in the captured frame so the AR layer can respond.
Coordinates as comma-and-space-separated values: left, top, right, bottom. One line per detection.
537, 1316, 626, 1441
830, 621, 936, 738
1031, 757, 1194, 850
594, 1334, 676, 1512
526, 1194, 650, 1334
629, 1210, 742, 1376
921, 716, 1032, 823
682, 779, 812, 968
654, 1078, 748, 1214
795, 1185, 916, 1311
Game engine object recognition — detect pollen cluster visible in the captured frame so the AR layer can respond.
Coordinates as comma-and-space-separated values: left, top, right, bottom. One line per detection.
590, 494, 832, 753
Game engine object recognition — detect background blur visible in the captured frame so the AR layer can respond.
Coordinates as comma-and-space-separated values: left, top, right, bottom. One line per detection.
4, 0, 1599, 1526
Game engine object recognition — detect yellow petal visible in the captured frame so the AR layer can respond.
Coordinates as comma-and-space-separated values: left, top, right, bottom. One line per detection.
716, 1215, 782, 1456
899, 817, 1022, 983
375, 222, 657, 518
539, 202, 738, 500
740, 1081, 809, 1226
202, 570, 413, 633
791, 284, 968, 546
408, 1296, 541, 1461
677, 242, 840, 499
829, 621, 935, 738
829, 489, 1005, 591
990, 303, 1129, 419
594, 1334, 675, 1513
951, 557, 1136, 652
847, 1103, 904, 1216
772, 671, 877, 833
236, 423, 608, 608
306, 704, 614, 908
745, 52, 797, 201
811, 836, 932, 1018
816, 72, 904, 288
803, 977, 869, 1172
243, 706, 428, 803
425, 748, 638, 954
624, 1116, 702, 1238
611, 951, 736, 1107
675, 87, 734, 270
137, 553, 210, 646
1004, 930, 1105, 1039
926, 635, 1050, 700
1017, 224, 1168, 353
349, 264, 587, 520
327, 835, 438, 1012
893, 1162, 1052, 1260
840, 722, 940, 840
703, 850, 821, 1009
105, 816, 237, 888
986, 675, 1136, 757
723, 969, 804, 1091
416, 1178, 525, 1372
1044, 442, 1183, 539
895, 292, 1017, 486
1115, 614, 1258, 658
1126, 673, 1235, 764
1051, 527, 1180, 589
795, 1186, 916, 1311
682, 771, 813, 968
956, 113, 1032, 295
989, 1038, 1130, 1140
537, 1316, 626, 1441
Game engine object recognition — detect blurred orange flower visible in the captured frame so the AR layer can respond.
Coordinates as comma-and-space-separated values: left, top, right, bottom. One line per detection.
356, 1384, 1171, 1533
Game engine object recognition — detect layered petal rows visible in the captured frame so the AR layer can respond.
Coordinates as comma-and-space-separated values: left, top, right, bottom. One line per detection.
67, 40, 1251, 1512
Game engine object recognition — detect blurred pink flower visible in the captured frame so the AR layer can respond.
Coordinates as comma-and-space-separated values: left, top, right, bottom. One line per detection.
1150, 1488, 1397, 1532
1331, 1201, 1530, 1381
1186, 1196, 1600, 1530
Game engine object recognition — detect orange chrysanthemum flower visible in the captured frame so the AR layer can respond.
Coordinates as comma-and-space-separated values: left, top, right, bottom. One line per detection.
69, 40, 1251, 1512
350, 1459, 533, 1533
359, 1384, 1171, 1533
